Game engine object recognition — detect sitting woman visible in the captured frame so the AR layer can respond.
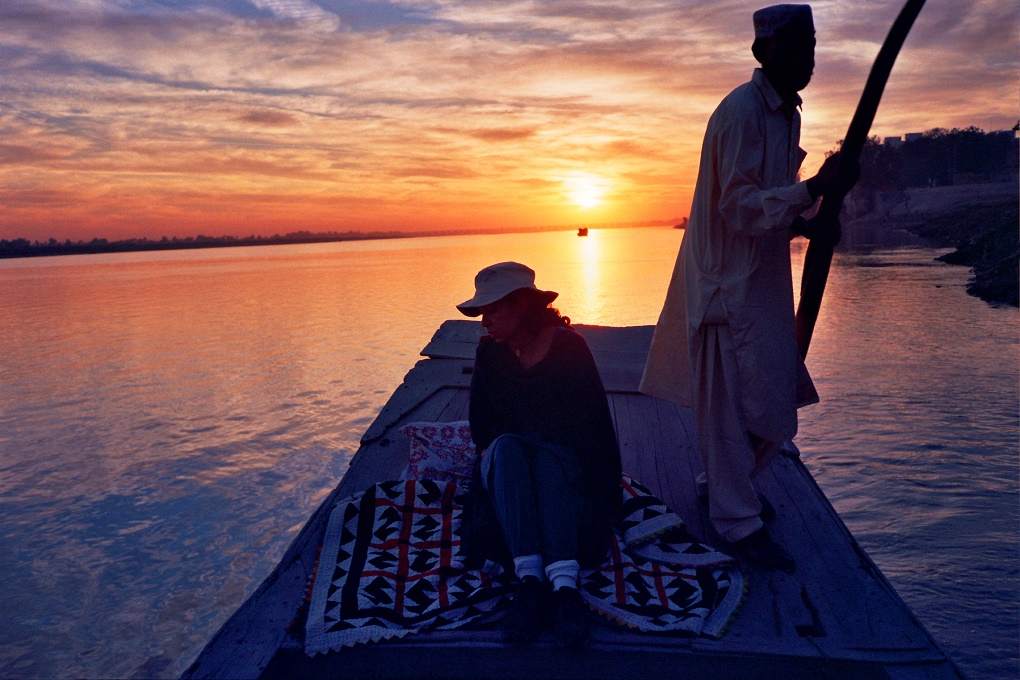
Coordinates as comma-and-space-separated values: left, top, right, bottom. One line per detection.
456, 262, 622, 646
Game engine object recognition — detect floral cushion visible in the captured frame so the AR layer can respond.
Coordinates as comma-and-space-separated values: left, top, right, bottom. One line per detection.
399, 421, 477, 485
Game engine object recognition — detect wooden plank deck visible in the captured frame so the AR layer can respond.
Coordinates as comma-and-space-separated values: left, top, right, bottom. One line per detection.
184, 321, 962, 680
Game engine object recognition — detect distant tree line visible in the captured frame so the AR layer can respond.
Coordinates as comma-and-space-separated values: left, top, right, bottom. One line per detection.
0, 230, 403, 259
851, 127, 1018, 191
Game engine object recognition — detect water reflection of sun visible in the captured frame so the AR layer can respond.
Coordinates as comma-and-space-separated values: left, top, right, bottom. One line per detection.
573, 229, 605, 322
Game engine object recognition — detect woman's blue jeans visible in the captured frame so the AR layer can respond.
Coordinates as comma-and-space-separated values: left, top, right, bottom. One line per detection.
480, 434, 585, 563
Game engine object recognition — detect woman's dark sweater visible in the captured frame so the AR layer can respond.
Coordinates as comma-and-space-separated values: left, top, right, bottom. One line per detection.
460, 327, 622, 568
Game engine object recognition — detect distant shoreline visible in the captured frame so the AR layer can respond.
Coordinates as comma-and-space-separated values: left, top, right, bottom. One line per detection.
0, 220, 678, 260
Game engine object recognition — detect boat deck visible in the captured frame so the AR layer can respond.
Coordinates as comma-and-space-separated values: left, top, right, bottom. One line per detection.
184, 321, 962, 680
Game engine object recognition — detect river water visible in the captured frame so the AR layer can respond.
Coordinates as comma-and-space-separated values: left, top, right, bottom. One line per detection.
0, 228, 1016, 678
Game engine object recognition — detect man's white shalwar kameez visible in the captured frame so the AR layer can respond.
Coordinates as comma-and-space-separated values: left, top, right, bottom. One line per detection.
641, 68, 819, 542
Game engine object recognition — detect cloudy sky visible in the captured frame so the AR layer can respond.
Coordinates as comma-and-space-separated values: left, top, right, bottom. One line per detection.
1, 0, 1015, 241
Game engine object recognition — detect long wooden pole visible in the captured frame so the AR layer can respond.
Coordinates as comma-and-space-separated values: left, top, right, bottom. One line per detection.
795, 0, 927, 357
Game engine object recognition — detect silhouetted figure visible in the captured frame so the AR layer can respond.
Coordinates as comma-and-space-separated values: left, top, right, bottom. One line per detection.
641, 4, 858, 572
457, 262, 621, 646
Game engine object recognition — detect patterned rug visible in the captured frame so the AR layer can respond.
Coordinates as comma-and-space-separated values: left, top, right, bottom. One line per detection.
305, 476, 744, 655
589, 475, 744, 637
304, 480, 514, 654
581, 533, 742, 636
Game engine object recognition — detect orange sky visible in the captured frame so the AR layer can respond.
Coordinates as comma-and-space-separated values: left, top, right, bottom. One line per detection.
1, 0, 1016, 242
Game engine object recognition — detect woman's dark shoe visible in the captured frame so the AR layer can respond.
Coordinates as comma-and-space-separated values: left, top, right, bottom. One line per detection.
731, 527, 795, 573
503, 577, 548, 643
551, 587, 590, 647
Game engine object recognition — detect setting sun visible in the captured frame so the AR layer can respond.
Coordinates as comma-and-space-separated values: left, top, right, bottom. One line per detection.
563, 173, 611, 210
0, 1, 1012, 245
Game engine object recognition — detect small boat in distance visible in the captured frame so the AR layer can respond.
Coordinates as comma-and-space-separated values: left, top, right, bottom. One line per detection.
578, 227, 589, 236
674, 217, 689, 229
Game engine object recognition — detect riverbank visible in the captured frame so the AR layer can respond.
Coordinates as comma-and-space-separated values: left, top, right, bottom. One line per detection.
907, 200, 1019, 306
843, 182, 1019, 307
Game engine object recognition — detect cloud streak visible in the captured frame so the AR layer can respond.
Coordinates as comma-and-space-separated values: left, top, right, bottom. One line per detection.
0, 0, 1015, 240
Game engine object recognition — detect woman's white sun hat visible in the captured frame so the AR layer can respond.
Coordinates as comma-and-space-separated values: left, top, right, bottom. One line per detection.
456, 262, 558, 317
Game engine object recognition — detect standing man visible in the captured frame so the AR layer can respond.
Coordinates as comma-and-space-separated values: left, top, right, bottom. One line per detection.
640, 4, 857, 571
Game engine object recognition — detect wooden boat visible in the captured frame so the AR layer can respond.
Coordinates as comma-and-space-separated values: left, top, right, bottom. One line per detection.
184, 321, 963, 679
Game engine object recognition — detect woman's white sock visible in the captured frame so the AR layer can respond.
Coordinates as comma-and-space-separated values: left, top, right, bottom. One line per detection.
544, 559, 580, 591
513, 554, 545, 581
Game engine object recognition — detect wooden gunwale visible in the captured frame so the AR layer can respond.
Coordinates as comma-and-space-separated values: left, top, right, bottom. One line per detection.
183, 321, 964, 680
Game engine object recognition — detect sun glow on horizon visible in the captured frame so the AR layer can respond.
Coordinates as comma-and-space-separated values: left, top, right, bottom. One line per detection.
562, 172, 611, 210
0, 1, 1014, 242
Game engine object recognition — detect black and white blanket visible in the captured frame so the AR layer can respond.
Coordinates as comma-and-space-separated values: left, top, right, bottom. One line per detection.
305, 475, 744, 655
